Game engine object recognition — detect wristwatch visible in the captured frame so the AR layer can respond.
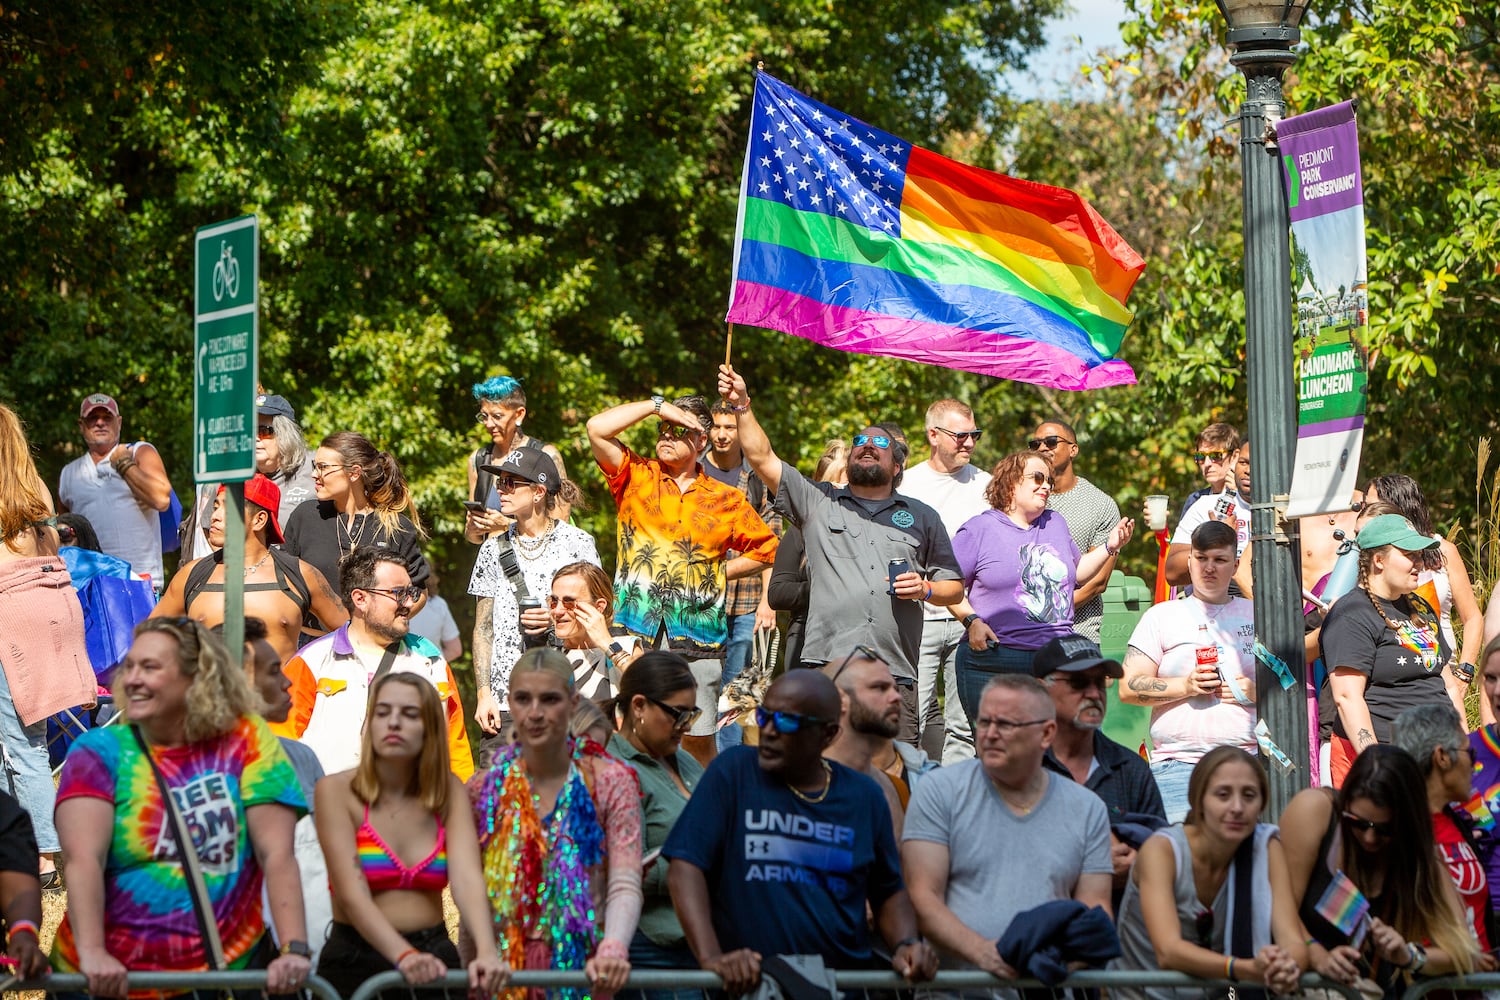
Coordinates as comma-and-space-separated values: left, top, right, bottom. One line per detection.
960, 613, 980, 630
651, 394, 665, 415
280, 939, 311, 958
608, 641, 629, 661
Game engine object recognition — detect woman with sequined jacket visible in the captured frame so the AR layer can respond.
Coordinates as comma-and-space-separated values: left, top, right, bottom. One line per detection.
466, 647, 644, 999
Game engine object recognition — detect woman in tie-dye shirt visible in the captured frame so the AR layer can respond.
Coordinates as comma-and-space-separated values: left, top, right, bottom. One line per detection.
52, 618, 310, 998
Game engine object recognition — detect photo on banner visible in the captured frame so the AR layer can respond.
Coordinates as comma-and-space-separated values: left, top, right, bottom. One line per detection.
1278, 101, 1368, 518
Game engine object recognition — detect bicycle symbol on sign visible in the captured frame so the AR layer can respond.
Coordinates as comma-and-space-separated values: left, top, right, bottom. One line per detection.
212, 241, 241, 302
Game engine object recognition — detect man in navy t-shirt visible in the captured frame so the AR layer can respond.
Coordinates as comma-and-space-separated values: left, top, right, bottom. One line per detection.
665, 671, 938, 993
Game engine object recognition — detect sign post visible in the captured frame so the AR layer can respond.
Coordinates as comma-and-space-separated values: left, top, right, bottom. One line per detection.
194, 215, 259, 658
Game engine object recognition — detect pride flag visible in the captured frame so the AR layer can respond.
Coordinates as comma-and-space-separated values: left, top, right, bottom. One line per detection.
726, 72, 1145, 391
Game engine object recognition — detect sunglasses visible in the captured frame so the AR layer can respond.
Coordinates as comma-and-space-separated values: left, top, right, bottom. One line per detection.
658, 422, 696, 440
547, 595, 581, 609
648, 697, 703, 732
256, 424, 276, 440
1026, 471, 1055, 487
828, 644, 881, 684
755, 707, 829, 734
852, 434, 891, 449
1051, 672, 1108, 692
933, 427, 982, 444
496, 475, 537, 492
1027, 435, 1074, 450
362, 585, 423, 606
1194, 450, 1230, 465
1341, 811, 1395, 837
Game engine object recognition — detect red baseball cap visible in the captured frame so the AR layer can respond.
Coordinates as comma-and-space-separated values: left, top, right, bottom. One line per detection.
219, 475, 284, 544
79, 393, 120, 419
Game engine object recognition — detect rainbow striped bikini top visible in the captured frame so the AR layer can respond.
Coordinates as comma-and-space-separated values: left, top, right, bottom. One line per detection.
356, 802, 448, 893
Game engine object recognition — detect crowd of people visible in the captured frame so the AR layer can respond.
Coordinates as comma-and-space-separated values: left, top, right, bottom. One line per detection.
2, 367, 1499, 1000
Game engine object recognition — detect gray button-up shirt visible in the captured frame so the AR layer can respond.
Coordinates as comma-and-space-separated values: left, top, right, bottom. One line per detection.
776, 462, 960, 678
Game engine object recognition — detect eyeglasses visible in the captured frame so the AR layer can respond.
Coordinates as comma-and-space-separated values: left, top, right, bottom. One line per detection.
974, 716, 1050, 734
547, 595, 581, 610
475, 410, 511, 425
1027, 435, 1074, 451
657, 422, 696, 440
1025, 471, 1054, 487
828, 644, 881, 684
1193, 451, 1230, 465
362, 585, 423, 606
754, 707, 829, 734
256, 424, 276, 440
932, 427, 982, 444
1340, 811, 1395, 838
496, 475, 536, 492
648, 697, 703, 732
852, 434, 891, 449
1049, 672, 1107, 692
312, 461, 347, 474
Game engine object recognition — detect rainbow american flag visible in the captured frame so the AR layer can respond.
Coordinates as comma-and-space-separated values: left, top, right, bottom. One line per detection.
1314, 870, 1370, 944
726, 72, 1144, 391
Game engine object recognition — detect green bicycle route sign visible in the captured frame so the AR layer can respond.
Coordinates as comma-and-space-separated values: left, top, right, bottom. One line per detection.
193, 215, 259, 482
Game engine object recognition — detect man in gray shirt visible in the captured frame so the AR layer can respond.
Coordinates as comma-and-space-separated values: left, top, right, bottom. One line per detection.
903, 673, 1112, 980
718, 365, 964, 743
1031, 420, 1121, 642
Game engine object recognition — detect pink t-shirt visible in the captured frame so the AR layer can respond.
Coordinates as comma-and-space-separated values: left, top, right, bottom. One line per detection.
1127, 595, 1258, 762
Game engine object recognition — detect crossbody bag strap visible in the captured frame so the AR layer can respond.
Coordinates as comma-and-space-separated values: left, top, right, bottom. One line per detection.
493, 531, 535, 604
371, 641, 402, 686
131, 725, 227, 970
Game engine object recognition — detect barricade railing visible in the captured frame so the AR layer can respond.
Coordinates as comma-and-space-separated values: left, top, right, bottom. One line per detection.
1, 970, 341, 1000
344, 968, 1371, 1000
1400, 973, 1500, 999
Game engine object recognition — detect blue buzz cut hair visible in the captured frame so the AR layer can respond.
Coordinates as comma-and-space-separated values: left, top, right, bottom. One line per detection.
472, 376, 526, 406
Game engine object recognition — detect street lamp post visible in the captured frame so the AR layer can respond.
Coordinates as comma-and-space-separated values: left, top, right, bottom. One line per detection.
1215, 0, 1310, 816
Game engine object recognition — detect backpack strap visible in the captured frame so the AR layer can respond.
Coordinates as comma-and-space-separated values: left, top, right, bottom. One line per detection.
269, 547, 311, 613
493, 531, 535, 605
472, 446, 494, 503
182, 551, 224, 611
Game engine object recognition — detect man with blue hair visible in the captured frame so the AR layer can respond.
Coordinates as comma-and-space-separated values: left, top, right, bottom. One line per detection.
465, 375, 570, 542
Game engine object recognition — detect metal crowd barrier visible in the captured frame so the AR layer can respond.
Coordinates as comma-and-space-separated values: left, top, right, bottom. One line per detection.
1400, 973, 1500, 998
1, 970, 341, 999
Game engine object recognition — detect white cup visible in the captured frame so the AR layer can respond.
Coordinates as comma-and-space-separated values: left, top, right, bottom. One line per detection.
1144, 495, 1169, 531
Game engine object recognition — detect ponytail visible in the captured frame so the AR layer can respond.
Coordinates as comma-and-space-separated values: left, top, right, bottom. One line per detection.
322, 431, 426, 540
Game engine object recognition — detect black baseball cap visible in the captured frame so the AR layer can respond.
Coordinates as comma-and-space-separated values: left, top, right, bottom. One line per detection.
1031, 634, 1123, 679
480, 446, 559, 494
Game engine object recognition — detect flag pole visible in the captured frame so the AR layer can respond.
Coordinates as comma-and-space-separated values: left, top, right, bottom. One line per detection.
725, 323, 734, 366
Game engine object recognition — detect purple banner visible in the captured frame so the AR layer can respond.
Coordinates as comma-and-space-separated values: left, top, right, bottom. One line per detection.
1280, 101, 1363, 223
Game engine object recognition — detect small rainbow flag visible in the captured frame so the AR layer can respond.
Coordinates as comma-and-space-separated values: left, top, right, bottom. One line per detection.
1314, 870, 1370, 945
1461, 793, 1496, 831
726, 72, 1144, 392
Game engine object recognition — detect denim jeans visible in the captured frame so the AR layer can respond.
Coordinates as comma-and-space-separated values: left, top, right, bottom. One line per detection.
953, 641, 1039, 724
621, 929, 706, 1000
0, 662, 58, 852
1151, 757, 1194, 823
717, 613, 758, 750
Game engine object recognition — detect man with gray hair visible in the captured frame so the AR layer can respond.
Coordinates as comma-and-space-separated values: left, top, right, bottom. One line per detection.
1392, 702, 1497, 956
903, 673, 1113, 979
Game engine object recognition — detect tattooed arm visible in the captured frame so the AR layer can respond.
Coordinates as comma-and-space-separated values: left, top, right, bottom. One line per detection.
1118, 648, 1213, 706
1329, 666, 1378, 751
473, 597, 503, 734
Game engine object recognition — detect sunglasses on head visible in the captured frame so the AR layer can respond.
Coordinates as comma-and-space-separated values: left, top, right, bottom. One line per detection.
828, 644, 881, 684
1341, 811, 1395, 837
755, 707, 829, 734
363, 585, 423, 605
933, 427, 982, 444
852, 434, 891, 449
1194, 450, 1230, 464
1027, 435, 1074, 450
648, 697, 702, 732
1025, 471, 1054, 487
657, 422, 696, 440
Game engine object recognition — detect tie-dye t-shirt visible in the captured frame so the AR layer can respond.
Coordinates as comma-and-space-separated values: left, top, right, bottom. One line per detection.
51, 716, 305, 981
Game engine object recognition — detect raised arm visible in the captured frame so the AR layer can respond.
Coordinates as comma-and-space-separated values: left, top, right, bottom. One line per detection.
586, 398, 700, 476
717, 364, 782, 495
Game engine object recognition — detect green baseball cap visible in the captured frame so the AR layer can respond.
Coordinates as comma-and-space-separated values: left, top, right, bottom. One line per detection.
1356, 513, 1440, 552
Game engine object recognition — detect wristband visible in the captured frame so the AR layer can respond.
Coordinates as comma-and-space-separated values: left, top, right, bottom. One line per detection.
894, 936, 923, 950
961, 613, 980, 630
6, 919, 38, 940
731, 400, 751, 413
394, 948, 420, 967
595, 938, 629, 961
1226, 956, 1237, 982
923, 582, 932, 601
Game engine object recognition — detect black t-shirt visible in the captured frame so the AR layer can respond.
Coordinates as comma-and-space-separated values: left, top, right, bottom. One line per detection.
1318, 587, 1450, 743
0, 789, 38, 876
281, 499, 430, 594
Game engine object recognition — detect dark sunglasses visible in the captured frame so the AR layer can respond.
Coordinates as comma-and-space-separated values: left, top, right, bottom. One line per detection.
648, 697, 702, 731
547, 595, 581, 609
1051, 672, 1108, 692
933, 427, 982, 444
1026, 471, 1055, 487
852, 433, 891, 449
755, 707, 829, 734
1194, 450, 1230, 464
657, 422, 696, 440
496, 475, 537, 492
828, 644, 881, 684
1027, 435, 1074, 450
362, 585, 423, 605
1341, 811, 1395, 837
256, 423, 276, 440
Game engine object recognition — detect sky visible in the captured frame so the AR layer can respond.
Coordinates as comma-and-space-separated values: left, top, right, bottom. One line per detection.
1014, 0, 1130, 100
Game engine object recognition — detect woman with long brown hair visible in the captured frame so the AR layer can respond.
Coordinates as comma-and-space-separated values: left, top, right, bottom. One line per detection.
315, 672, 507, 997
282, 431, 430, 610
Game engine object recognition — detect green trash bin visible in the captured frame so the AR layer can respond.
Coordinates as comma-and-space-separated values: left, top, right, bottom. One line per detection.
1098, 570, 1154, 759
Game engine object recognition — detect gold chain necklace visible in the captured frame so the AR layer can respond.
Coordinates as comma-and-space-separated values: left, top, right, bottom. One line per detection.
788, 760, 833, 804
991, 772, 1044, 815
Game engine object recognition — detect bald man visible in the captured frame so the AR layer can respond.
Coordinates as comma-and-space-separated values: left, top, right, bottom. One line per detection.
666, 671, 937, 993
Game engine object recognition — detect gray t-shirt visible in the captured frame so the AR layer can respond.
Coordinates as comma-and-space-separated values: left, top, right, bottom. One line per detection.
903, 759, 1112, 957
1046, 476, 1120, 641
776, 463, 960, 678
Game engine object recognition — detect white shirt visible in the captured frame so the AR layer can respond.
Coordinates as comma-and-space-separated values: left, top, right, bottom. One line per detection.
1172, 490, 1250, 557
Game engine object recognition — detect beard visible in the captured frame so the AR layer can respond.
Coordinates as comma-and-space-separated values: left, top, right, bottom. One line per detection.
849, 697, 901, 739
367, 613, 410, 642
848, 460, 893, 488
1072, 699, 1105, 731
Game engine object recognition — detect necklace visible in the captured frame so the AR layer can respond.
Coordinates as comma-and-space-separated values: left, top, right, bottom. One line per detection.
340, 509, 371, 558
244, 552, 271, 578
788, 760, 833, 804
514, 519, 558, 558
991, 772, 1045, 815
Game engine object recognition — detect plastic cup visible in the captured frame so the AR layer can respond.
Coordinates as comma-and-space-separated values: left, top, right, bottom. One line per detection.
1144, 495, 1169, 531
